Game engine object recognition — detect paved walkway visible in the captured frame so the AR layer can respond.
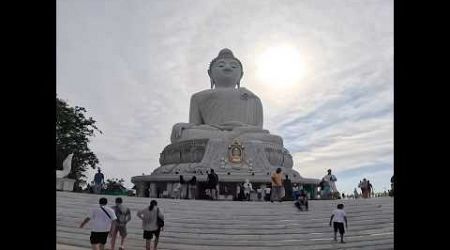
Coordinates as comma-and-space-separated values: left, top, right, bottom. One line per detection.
57, 192, 393, 250
56, 244, 90, 250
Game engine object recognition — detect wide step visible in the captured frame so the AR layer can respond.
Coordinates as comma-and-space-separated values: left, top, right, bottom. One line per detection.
57, 192, 393, 250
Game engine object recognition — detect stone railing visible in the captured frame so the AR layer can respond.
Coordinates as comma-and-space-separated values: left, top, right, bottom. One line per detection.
159, 139, 208, 165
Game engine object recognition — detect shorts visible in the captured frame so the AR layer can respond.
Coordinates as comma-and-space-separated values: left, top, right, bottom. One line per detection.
90, 231, 109, 245
143, 229, 160, 240
115, 224, 127, 237
333, 222, 345, 234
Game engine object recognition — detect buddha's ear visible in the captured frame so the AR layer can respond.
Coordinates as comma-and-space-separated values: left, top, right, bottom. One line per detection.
208, 69, 214, 89
237, 70, 244, 89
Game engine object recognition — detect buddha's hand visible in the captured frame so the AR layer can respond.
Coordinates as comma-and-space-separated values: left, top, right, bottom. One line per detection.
211, 121, 247, 131
172, 123, 193, 139
220, 121, 247, 127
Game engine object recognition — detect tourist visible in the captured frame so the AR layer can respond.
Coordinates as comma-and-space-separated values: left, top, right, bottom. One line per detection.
94, 168, 105, 194
292, 183, 300, 200
295, 189, 309, 211
361, 178, 369, 198
342, 193, 346, 199
173, 181, 181, 199
236, 184, 241, 200
179, 175, 187, 199
206, 169, 219, 200
323, 169, 338, 195
367, 181, 373, 198
243, 179, 253, 201
156, 186, 162, 198
283, 175, 293, 201
110, 197, 131, 250
358, 179, 366, 198
329, 203, 348, 243
320, 177, 332, 199
256, 186, 263, 201
80, 197, 117, 250
237, 183, 246, 201
264, 185, 271, 201
270, 168, 284, 202
137, 200, 164, 250
189, 176, 197, 199
353, 188, 358, 199
390, 175, 394, 197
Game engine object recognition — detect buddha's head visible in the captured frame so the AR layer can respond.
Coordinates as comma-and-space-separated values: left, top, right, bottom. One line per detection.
208, 48, 244, 89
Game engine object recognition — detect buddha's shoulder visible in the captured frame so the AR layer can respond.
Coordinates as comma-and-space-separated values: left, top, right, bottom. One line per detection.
191, 89, 214, 97
238, 87, 259, 97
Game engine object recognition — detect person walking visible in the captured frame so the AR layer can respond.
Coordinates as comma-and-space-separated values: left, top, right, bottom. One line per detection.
264, 185, 271, 201
110, 197, 131, 250
243, 179, 253, 201
80, 197, 117, 250
207, 169, 219, 200
292, 183, 300, 201
93, 168, 105, 194
189, 175, 197, 199
283, 175, 293, 201
137, 200, 164, 250
329, 203, 348, 243
270, 168, 284, 202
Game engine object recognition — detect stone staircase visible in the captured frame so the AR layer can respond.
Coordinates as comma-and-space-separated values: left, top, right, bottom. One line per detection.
57, 192, 393, 250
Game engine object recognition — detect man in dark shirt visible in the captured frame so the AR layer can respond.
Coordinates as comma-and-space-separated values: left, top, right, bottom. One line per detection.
390, 175, 394, 197
206, 169, 219, 200
283, 175, 293, 201
94, 168, 105, 194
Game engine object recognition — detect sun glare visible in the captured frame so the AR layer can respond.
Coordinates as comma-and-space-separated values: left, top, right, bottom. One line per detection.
255, 45, 305, 88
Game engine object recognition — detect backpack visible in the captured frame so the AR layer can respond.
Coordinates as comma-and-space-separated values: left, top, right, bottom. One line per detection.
156, 208, 164, 228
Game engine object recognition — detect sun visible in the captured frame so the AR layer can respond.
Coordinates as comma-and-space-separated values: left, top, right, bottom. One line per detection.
255, 45, 305, 88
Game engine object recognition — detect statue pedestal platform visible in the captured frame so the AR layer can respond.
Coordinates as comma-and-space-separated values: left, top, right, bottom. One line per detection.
56, 178, 75, 192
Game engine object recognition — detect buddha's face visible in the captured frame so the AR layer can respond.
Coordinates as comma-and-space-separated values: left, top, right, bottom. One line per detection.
209, 58, 242, 88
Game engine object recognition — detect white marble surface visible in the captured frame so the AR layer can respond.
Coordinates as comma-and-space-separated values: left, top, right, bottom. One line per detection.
57, 192, 393, 250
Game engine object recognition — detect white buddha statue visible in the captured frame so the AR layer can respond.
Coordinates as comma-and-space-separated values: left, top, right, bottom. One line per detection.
170, 48, 282, 145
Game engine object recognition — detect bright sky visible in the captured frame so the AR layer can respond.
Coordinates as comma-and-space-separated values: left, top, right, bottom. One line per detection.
57, 0, 393, 195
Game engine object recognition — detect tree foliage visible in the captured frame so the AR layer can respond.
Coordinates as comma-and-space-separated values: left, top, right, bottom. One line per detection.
56, 97, 102, 190
105, 178, 125, 190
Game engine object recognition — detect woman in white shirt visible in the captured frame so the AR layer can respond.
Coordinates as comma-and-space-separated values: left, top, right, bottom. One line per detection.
243, 179, 253, 201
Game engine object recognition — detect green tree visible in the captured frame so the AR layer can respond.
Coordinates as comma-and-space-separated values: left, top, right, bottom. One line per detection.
56, 97, 102, 191
105, 178, 127, 195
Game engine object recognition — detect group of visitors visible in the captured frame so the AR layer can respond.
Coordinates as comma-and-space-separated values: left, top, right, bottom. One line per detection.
319, 169, 339, 199
173, 175, 197, 199
358, 178, 373, 198
236, 173, 298, 202
236, 179, 252, 201
80, 197, 164, 250
79, 167, 357, 248
167, 168, 342, 203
